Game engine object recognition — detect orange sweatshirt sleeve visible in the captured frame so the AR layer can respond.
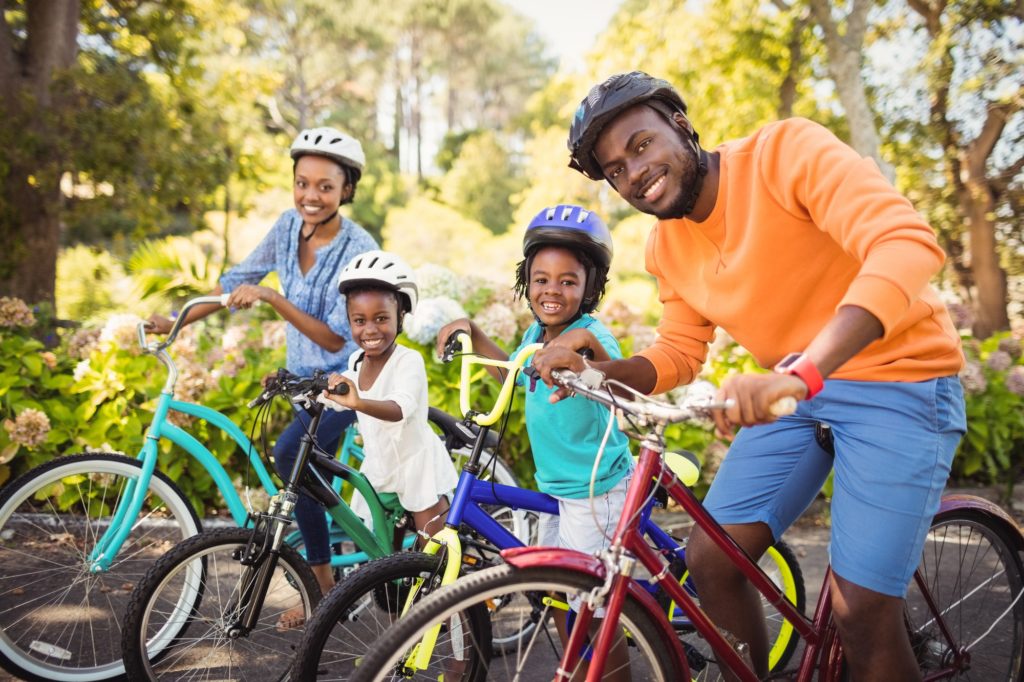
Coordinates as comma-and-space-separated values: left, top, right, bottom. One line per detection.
638, 223, 715, 394
757, 119, 946, 337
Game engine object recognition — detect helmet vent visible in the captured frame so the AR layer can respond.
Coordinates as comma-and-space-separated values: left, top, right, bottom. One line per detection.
314, 134, 323, 144
560, 206, 574, 221
382, 262, 394, 269
577, 210, 590, 222
545, 207, 556, 220
330, 137, 342, 144
368, 256, 379, 268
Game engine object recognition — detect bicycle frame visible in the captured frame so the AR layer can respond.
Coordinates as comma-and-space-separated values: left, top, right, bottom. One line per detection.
504, 401, 991, 681
402, 332, 716, 673
87, 296, 402, 572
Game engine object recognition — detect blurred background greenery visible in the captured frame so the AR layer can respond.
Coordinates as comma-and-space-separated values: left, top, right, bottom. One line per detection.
0, 0, 1021, 506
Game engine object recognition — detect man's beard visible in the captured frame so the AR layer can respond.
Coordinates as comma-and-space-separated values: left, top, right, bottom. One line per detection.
652, 141, 700, 220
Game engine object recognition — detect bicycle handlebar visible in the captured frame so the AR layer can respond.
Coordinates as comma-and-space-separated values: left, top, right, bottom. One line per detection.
442, 330, 542, 427
549, 368, 797, 427
136, 294, 231, 353
246, 369, 348, 409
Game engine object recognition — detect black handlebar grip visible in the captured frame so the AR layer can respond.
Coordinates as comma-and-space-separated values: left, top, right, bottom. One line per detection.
332, 382, 350, 396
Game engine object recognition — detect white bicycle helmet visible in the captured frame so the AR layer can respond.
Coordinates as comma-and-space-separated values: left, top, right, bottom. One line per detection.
290, 127, 366, 172
337, 250, 418, 314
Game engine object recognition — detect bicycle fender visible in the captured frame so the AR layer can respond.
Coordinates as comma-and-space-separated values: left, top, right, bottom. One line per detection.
937, 494, 1024, 552
500, 546, 691, 674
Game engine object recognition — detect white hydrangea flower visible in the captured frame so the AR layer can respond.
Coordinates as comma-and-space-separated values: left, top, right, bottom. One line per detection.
405, 296, 468, 346
222, 324, 249, 352
99, 313, 145, 355
475, 303, 518, 346
414, 264, 463, 300
73, 359, 92, 382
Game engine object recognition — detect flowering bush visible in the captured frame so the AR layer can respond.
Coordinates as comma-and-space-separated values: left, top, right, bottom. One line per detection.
957, 332, 1024, 484
405, 297, 469, 345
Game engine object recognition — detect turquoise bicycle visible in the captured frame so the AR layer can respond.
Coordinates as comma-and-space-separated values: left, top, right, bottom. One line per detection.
0, 295, 525, 682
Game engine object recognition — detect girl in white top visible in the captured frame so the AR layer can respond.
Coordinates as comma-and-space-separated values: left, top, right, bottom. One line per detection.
323, 251, 457, 540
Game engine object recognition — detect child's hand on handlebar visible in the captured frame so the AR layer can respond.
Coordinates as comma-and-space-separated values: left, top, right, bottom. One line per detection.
713, 372, 806, 439
321, 373, 358, 409
435, 319, 472, 359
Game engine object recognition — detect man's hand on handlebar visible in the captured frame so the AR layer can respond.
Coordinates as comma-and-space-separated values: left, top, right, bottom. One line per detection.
713, 372, 806, 439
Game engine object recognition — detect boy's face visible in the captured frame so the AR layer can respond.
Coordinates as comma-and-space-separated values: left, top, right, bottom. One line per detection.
347, 290, 400, 358
528, 246, 586, 335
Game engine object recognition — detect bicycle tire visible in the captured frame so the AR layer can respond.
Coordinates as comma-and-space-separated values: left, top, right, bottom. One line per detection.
0, 453, 201, 682
350, 563, 678, 682
291, 551, 457, 680
668, 539, 805, 679
121, 527, 321, 681
903, 508, 1024, 681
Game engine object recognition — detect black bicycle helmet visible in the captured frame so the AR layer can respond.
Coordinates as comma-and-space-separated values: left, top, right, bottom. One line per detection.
568, 71, 708, 215
514, 205, 613, 319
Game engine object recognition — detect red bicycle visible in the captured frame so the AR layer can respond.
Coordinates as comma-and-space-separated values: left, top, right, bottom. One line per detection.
350, 368, 1024, 681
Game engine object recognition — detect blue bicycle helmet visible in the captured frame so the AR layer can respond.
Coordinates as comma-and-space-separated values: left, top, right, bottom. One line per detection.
515, 204, 613, 318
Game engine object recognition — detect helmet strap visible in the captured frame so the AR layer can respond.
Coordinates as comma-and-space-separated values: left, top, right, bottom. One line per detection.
302, 209, 340, 242
682, 142, 709, 216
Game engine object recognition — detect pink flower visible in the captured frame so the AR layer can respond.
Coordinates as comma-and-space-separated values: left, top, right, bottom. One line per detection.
0, 297, 35, 328
1007, 367, 1024, 397
3, 408, 51, 448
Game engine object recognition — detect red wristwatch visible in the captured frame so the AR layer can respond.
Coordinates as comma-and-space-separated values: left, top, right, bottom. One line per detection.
774, 353, 824, 399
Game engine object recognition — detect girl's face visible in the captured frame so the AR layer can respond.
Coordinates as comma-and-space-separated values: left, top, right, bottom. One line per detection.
293, 155, 351, 224
528, 246, 586, 336
347, 290, 401, 358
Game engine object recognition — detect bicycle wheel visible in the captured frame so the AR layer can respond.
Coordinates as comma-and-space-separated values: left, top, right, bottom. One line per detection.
905, 509, 1024, 681
0, 453, 201, 682
668, 540, 806, 680
121, 527, 321, 681
350, 564, 678, 682
291, 552, 452, 680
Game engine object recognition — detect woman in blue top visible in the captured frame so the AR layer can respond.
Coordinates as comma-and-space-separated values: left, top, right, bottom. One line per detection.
436, 204, 633, 677
146, 127, 378, 624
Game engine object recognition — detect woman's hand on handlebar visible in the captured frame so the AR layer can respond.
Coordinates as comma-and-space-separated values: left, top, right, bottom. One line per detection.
435, 319, 472, 359
144, 314, 174, 335
226, 284, 277, 310
322, 372, 359, 409
713, 372, 805, 439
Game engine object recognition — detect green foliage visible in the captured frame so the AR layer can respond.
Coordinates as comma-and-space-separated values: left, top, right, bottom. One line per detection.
439, 131, 527, 234
954, 333, 1024, 488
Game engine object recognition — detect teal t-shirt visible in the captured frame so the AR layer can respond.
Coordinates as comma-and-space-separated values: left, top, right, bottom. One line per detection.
514, 315, 632, 499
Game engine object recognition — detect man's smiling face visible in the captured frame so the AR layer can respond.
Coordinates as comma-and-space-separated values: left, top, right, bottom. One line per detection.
592, 103, 700, 220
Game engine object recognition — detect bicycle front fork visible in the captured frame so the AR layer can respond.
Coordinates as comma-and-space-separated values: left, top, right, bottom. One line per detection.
226, 490, 296, 637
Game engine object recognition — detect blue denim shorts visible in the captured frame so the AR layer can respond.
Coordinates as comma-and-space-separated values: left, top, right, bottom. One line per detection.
703, 376, 966, 597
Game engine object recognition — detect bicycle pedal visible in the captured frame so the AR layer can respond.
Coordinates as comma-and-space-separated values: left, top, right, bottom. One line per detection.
682, 640, 708, 672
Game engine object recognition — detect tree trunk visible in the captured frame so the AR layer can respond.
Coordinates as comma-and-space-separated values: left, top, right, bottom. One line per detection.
0, 0, 80, 307
808, 0, 895, 182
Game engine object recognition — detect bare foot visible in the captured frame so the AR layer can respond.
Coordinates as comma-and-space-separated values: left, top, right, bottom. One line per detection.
275, 605, 308, 632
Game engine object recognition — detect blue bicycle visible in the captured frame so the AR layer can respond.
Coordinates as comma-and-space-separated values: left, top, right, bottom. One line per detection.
288, 331, 805, 681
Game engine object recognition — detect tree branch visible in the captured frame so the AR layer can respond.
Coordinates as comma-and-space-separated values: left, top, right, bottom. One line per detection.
0, 0, 20, 93
966, 102, 1018, 178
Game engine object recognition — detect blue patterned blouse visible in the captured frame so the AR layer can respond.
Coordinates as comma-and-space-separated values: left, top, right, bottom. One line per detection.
219, 209, 378, 376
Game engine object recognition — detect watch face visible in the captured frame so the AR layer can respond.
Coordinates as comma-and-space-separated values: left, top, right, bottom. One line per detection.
775, 353, 802, 371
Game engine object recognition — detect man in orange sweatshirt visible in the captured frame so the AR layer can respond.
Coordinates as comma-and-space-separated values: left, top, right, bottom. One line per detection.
532, 71, 965, 681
